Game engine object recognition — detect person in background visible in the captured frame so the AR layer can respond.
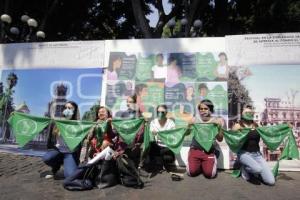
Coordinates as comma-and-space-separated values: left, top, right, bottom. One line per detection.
198, 83, 209, 101
120, 95, 144, 167
166, 55, 182, 84
180, 86, 196, 116
107, 54, 122, 80
152, 53, 167, 81
214, 52, 229, 81
135, 84, 148, 113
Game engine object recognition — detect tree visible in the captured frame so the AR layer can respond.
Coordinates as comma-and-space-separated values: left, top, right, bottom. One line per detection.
1, 0, 299, 41
82, 102, 100, 122
227, 69, 252, 127
0, 72, 18, 141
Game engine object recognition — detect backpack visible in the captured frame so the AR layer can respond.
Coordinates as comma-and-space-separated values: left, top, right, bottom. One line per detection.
63, 160, 118, 191
116, 155, 144, 189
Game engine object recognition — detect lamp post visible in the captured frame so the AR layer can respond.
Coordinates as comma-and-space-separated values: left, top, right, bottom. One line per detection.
166, 17, 203, 38
180, 18, 188, 37
193, 19, 203, 37
0, 14, 46, 43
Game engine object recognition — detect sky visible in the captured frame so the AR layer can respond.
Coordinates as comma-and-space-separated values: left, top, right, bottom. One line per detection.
1, 68, 103, 117
241, 64, 300, 113
146, 0, 172, 27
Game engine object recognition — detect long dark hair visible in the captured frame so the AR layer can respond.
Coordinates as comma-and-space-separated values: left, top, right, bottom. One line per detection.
198, 99, 214, 113
95, 106, 112, 121
65, 101, 79, 120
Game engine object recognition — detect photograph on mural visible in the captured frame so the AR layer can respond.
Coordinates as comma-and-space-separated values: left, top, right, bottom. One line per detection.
228, 64, 300, 168
106, 51, 229, 148
105, 80, 135, 117
0, 68, 103, 147
107, 52, 137, 81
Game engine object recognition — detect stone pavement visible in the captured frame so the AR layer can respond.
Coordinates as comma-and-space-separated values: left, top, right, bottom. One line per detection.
1, 152, 300, 200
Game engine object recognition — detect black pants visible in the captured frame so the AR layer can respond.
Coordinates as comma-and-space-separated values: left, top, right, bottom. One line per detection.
146, 142, 175, 171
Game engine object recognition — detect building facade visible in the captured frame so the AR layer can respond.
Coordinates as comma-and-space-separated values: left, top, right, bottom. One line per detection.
261, 98, 300, 161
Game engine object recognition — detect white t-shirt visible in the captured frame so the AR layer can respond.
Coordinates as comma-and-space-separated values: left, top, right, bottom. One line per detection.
150, 118, 176, 147
152, 65, 167, 79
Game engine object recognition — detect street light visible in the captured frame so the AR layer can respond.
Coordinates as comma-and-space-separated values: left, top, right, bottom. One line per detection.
193, 19, 203, 37
0, 14, 46, 43
166, 17, 203, 38
180, 18, 188, 37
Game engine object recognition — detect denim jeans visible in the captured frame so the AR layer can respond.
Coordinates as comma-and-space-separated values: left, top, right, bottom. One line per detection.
42, 149, 78, 178
238, 151, 275, 185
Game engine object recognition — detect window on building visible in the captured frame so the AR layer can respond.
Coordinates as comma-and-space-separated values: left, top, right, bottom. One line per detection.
283, 112, 286, 119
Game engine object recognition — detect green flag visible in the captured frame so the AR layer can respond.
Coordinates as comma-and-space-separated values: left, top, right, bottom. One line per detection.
223, 128, 250, 153
272, 131, 300, 177
286, 131, 300, 159
191, 123, 219, 152
7, 112, 51, 147
157, 128, 187, 154
257, 124, 290, 151
112, 118, 144, 145
55, 119, 94, 151
142, 122, 152, 155
94, 121, 108, 146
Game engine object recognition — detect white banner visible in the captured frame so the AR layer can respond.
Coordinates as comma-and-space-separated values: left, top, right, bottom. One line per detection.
0, 40, 105, 69
226, 32, 300, 66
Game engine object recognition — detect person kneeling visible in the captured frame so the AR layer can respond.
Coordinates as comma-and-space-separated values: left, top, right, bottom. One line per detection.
186, 100, 223, 179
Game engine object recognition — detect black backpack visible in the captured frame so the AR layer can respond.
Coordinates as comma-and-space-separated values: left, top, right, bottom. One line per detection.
116, 155, 144, 189
63, 160, 118, 191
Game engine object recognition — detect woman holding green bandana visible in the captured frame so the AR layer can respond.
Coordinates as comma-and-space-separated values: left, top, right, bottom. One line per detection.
233, 105, 275, 185
148, 105, 176, 172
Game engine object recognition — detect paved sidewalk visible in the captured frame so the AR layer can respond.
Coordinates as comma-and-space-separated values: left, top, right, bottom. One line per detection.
1, 152, 300, 200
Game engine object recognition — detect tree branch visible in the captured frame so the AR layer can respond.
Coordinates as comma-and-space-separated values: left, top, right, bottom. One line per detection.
185, 0, 202, 36
153, 1, 181, 37
131, 0, 152, 38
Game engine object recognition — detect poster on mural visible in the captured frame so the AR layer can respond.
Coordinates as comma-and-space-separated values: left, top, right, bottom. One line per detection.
226, 33, 300, 169
105, 51, 228, 141
0, 41, 105, 148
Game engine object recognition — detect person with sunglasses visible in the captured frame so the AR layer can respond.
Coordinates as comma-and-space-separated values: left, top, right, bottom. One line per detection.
148, 105, 176, 172
186, 99, 223, 178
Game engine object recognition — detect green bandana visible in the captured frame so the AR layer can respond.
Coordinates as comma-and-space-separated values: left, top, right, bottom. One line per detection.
242, 112, 254, 121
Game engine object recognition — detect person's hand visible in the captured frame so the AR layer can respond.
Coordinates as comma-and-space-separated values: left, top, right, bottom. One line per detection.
152, 130, 157, 135
179, 105, 184, 114
232, 123, 242, 131
87, 132, 93, 141
113, 151, 122, 160
107, 118, 112, 123
287, 122, 293, 128
187, 117, 196, 126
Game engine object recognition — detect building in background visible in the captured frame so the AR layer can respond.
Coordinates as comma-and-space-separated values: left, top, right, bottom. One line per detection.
261, 98, 300, 161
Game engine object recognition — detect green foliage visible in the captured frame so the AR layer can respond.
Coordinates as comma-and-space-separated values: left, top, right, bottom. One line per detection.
82, 102, 100, 122
1, 0, 299, 41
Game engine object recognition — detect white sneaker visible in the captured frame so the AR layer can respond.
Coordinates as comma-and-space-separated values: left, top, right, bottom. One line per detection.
241, 166, 250, 181
45, 174, 54, 179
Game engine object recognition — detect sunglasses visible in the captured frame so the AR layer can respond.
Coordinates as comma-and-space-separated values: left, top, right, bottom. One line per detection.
157, 111, 166, 114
